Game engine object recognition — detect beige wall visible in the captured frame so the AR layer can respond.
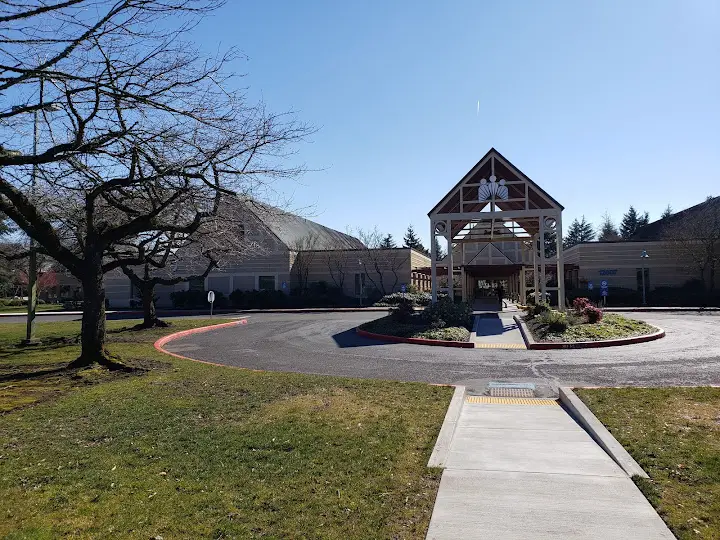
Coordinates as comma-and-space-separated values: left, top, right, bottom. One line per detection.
294, 248, 427, 297
570, 241, 695, 290
104, 215, 293, 308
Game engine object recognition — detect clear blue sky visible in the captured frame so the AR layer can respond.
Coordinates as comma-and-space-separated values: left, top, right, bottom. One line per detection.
194, 0, 719, 246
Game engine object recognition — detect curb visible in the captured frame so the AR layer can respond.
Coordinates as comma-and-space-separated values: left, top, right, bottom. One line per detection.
154, 319, 248, 362
355, 328, 475, 349
427, 385, 466, 468
0, 307, 394, 318
605, 307, 720, 312
513, 315, 666, 349
559, 387, 649, 478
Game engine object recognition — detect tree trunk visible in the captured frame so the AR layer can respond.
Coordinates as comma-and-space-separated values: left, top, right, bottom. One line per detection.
70, 260, 108, 367
138, 281, 168, 328
142, 283, 156, 326
68, 257, 128, 370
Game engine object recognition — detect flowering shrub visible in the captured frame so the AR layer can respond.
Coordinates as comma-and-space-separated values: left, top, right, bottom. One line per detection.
572, 297, 592, 312
583, 305, 603, 323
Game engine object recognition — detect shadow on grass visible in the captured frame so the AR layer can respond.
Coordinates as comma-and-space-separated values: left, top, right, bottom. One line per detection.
0, 335, 80, 360
0, 364, 71, 382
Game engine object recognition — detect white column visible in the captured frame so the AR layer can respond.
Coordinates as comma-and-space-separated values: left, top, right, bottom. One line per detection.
460, 243, 467, 302
532, 235, 539, 303
447, 220, 453, 301
539, 215, 547, 302
430, 220, 437, 303
520, 267, 527, 304
556, 213, 565, 311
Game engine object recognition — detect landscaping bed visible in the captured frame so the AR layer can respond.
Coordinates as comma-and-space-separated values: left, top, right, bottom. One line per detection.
527, 313, 657, 342
0, 319, 451, 538
576, 387, 720, 540
360, 316, 470, 342
523, 298, 658, 343
360, 298, 474, 343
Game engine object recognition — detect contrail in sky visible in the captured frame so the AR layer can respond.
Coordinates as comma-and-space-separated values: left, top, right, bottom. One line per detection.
477, 100, 480, 116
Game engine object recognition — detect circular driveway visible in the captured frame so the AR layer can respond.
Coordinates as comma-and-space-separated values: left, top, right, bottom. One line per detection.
163, 311, 720, 390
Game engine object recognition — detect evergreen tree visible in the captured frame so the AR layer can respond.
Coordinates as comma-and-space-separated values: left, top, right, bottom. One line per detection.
544, 229, 557, 258
563, 216, 595, 249
402, 224, 427, 254
598, 211, 621, 241
637, 211, 650, 228
434, 237, 446, 261
379, 233, 396, 249
661, 205, 673, 219
619, 206, 639, 240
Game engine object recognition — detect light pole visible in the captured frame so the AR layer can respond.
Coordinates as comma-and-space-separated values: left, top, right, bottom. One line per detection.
640, 250, 650, 306
358, 259, 364, 307
21, 77, 60, 345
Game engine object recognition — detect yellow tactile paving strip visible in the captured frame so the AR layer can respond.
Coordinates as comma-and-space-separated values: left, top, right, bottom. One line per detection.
466, 396, 559, 406
474, 343, 527, 349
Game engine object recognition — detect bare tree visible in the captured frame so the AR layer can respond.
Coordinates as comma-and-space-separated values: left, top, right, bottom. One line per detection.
324, 249, 351, 289
355, 227, 409, 295
663, 198, 720, 291
0, 1, 311, 368
113, 200, 260, 327
290, 232, 320, 293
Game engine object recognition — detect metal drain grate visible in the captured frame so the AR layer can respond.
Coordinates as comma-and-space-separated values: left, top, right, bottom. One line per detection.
466, 396, 558, 406
490, 386, 535, 398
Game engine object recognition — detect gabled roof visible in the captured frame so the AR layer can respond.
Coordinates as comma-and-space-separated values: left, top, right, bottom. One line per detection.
428, 147, 564, 217
632, 196, 720, 241
246, 201, 365, 250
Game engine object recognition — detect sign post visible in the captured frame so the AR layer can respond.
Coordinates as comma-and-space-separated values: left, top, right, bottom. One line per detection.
207, 290, 215, 316
600, 280, 608, 307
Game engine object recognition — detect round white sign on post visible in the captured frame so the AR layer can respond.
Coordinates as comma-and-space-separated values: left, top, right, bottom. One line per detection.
207, 290, 215, 303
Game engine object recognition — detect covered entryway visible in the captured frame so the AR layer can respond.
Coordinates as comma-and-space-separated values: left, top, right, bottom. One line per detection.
428, 148, 565, 310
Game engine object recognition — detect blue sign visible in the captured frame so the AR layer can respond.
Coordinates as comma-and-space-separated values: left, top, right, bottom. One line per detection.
600, 280, 609, 289
599, 269, 618, 276
281, 281, 287, 290
588, 282, 594, 290
400, 284, 407, 293
601, 289, 608, 297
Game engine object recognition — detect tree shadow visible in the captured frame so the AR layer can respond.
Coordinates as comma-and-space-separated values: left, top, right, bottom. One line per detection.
0, 336, 80, 360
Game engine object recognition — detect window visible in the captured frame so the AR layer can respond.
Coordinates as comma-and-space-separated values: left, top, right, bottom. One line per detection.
188, 278, 205, 292
636, 268, 650, 291
258, 275, 276, 291
354, 273, 365, 297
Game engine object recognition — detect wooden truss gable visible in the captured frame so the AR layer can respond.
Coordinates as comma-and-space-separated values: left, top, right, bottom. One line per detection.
428, 148, 563, 239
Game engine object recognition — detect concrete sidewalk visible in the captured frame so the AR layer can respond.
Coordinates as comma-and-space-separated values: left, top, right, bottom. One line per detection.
471, 313, 526, 349
426, 396, 674, 539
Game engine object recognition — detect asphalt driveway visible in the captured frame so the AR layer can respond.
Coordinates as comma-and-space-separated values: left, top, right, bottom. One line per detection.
163, 311, 720, 391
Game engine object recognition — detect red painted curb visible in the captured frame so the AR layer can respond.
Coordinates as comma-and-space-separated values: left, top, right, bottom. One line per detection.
355, 327, 475, 348
154, 319, 248, 362
527, 328, 666, 350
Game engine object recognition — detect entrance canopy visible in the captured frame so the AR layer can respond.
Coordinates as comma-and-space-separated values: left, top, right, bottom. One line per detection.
428, 148, 566, 309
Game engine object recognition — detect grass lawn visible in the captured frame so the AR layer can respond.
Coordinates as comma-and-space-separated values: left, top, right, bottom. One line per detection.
576, 387, 720, 540
0, 319, 451, 538
360, 315, 470, 342
0, 303, 63, 313
528, 313, 657, 342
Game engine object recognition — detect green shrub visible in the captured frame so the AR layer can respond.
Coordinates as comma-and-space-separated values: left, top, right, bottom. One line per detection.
375, 291, 432, 307
525, 302, 550, 318
421, 297, 473, 329
390, 297, 415, 321
230, 289, 288, 309
537, 310, 569, 332
170, 289, 227, 309
0, 297, 26, 307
